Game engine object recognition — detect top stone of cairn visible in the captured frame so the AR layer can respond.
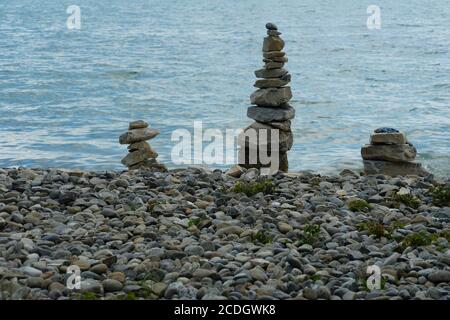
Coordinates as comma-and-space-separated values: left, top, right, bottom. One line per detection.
129, 120, 148, 130
374, 127, 399, 133
265, 22, 278, 30
370, 127, 406, 145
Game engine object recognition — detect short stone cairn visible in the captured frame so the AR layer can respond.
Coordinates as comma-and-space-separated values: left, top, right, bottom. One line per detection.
119, 120, 166, 171
361, 127, 429, 176
238, 22, 294, 173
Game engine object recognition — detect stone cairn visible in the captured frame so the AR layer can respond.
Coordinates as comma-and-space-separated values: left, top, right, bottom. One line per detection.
119, 120, 166, 171
238, 22, 295, 173
361, 127, 429, 176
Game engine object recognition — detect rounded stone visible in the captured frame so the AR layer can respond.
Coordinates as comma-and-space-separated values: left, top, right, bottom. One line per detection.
102, 279, 123, 292
48, 289, 62, 300
26, 277, 44, 288
265, 22, 278, 30
90, 263, 108, 275
250, 87, 292, 107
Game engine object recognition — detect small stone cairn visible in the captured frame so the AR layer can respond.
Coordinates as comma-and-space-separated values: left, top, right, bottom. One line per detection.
238, 22, 294, 173
361, 127, 429, 176
119, 120, 166, 171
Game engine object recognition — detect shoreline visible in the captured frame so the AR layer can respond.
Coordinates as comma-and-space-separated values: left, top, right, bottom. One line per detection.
0, 166, 449, 300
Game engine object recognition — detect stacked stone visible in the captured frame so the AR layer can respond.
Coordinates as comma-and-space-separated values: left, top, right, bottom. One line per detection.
119, 120, 166, 171
361, 127, 429, 176
239, 22, 295, 172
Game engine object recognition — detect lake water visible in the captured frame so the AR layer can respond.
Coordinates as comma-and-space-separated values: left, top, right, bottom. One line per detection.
1, 0, 449, 176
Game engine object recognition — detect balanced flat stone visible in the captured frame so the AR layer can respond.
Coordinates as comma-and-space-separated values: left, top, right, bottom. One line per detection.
129, 158, 167, 171
361, 144, 417, 162
119, 128, 160, 144
129, 120, 148, 130
263, 51, 285, 59
247, 104, 295, 123
370, 132, 407, 145
127, 141, 154, 153
267, 30, 281, 36
363, 160, 430, 177
262, 36, 285, 52
268, 120, 291, 131
271, 56, 288, 63
243, 122, 293, 152
121, 149, 158, 167
254, 78, 289, 88
255, 68, 288, 79
265, 61, 284, 69
250, 87, 292, 107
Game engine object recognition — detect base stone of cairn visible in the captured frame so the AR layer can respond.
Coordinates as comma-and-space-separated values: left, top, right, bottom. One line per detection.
119, 120, 167, 171
361, 127, 430, 176
238, 23, 294, 173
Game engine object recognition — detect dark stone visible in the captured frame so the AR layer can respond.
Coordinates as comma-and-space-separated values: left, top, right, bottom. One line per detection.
58, 191, 78, 205
267, 30, 281, 36
280, 73, 291, 82
101, 207, 117, 218
166, 250, 187, 260
145, 268, 166, 282
363, 160, 431, 177
11, 180, 27, 192
255, 68, 288, 79
374, 127, 399, 133
247, 104, 295, 123
286, 255, 302, 269
266, 22, 278, 30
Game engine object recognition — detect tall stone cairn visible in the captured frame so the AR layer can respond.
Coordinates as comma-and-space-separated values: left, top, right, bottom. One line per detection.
361, 127, 429, 176
119, 120, 167, 171
238, 23, 295, 172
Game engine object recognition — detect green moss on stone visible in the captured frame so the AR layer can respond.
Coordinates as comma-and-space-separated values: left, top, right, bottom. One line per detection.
348, 199, 372, 212
230, 179, 275, 197
392, 194, 421, 209
431, 185, 450, 207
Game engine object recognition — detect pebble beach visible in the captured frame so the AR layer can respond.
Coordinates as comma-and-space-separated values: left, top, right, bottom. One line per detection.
1, 166, 449, 300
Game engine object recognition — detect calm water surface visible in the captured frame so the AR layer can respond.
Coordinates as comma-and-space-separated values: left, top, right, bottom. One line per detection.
1, 0, 449, 176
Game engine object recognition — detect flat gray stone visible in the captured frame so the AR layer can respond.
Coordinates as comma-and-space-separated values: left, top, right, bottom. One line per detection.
267, 30, 281, 36
361, 144, 416, 162
254, 78, 289, 88
250, 87, 292, 107
428, 270, 450, 283
370, 132, 407, 145
119, 128, 160, 144
127, 141, 152, 152
121, 148, 158, 167
247, 105, 295, 123
255, 68, 288, 79
363, 160, 430, 177
264, 61, 284, 69
128, 120, 148, 130
270, 56, 288, 63
263, 51, 285, 59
